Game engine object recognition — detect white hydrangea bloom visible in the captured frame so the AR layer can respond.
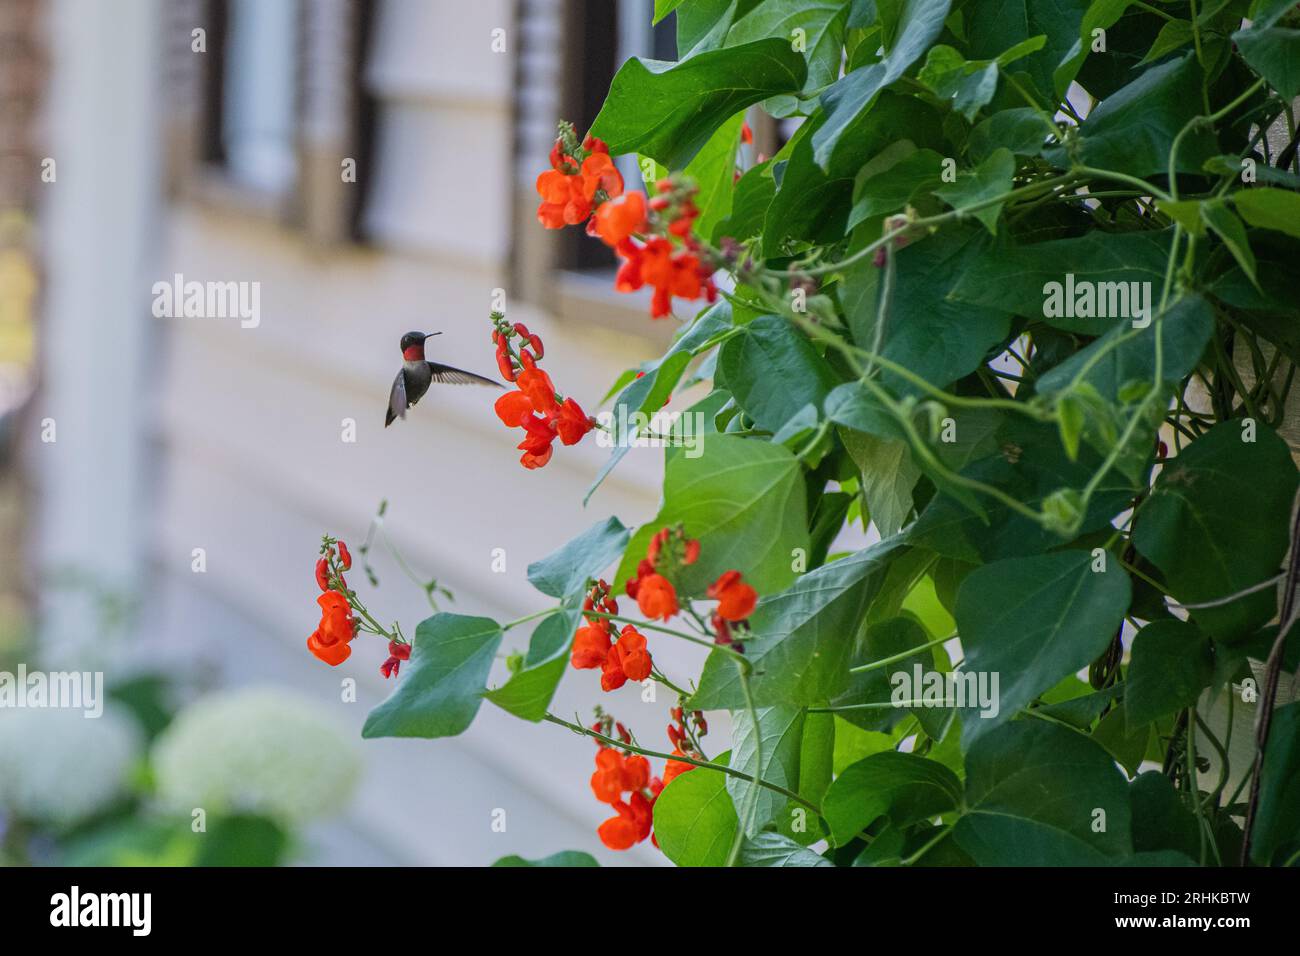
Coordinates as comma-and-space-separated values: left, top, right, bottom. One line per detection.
151, 686, 360, 824
0, 705, 142, 825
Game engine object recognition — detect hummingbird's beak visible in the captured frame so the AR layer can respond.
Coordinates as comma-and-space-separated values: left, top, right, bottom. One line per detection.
424, 332, 442, 340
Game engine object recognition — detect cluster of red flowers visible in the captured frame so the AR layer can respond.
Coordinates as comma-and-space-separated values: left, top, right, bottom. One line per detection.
309, 541, 358, 666
537, 122, 719, 320
707, 570, 758, 646
491, 315, 595, 469
625, 526, 697, 621
536, 127, 624, 228
308, 538, 412, 677
571, 579, 653, 691
586, 710, 707, 851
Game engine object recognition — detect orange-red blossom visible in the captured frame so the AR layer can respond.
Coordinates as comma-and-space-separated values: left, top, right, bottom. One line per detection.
493, 350, 594, 469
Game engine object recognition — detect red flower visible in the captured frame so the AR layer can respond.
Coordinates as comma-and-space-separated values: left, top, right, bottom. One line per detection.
379, 640, 412, 679
535, 148, 624, 230
315, 557, 330, 591
708, 570, 758, 621
307, 590, 356, 666
613, 625, 652, 682
571, 620, 613, 670
593, 191, 648, 247
554, 398, 593, 446
597, 807, 641, 850
492, 343, 593, 469
613, 237, 717, 319
600, 652, 628, 692
662, 749, 695, 787
634, 573, 678, 621
741, 120, 753, 145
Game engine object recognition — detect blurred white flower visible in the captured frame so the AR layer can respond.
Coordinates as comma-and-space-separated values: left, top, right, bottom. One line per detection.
0, 705, 142, 825
151, 686, 359, 824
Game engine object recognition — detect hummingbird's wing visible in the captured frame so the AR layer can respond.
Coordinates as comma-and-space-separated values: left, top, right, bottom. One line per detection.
426, 362, 503, 388
385, 369, 408, 427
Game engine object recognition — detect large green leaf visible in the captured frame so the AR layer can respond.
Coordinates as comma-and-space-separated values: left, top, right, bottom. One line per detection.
1250, 701, 1300, 865
726, 0, 851, 95
954, 720, 1133, 864
684, 113, 745, 242
483, 609, 577, 722
1132, 421, 1298, 641
362, 614, 502, 739
840, 428, 922, 536
527, 518, 630, 600
842, 225, 1012, 394
810, 0, 952, 169
690, 536, 908, 708
1047, 54, 1218, 178
948, 229, 1175, 334
717, 315, 842, 433
739, 832, 835, 866
1233, 187, 1300, 239
822, 750, 963, 846
766, 92, 944, 250
1036, 294, 1214, 403
653, 754, 739, 866
589, 39, 807, 169
955, 550, 1132, 744
726, 705, 806, 835
614, 433, 809, 596
1234, 26, 1300, 99
933, 147, 1016, 234
1124, 618, 1214, 728
586, 301, 736, 504
965, 0, 1091, 101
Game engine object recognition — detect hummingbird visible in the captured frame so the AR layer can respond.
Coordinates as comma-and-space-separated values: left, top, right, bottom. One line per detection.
385, 331, 502, 427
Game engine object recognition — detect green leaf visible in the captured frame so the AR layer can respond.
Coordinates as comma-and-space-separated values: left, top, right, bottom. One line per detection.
483, 610, 577, 722
1249, 701, 1300, 865
739, 832, 835, 866
847, 147, 946, 229
965, 0, 1091, 101
1036, 293, 1215, 404
691, 536, 909, 709
654, 0, 687, 24
1130, 771, 1201, 858
715, 160, 777, 244
842, 225, 1012, 393
766, 92, 944, 249
586, 301, 736, 504
1201, 200, 1257, 287
589, 39, 807, 169
1133, 421, 1299, 640
527, 518, 630, 600
726, 0, 851, 95
653, 754, 739, 866
955, 550, 1132, 744
1049, 54, 1218, 178
949, 228, 1175, 334
822, 751, 963, 846
840, 428, 922, 536
933, 147, 1016, 234
917, 45, 1000, 121
810, 0, 952, 169
1234, 27, 1300, 99
362, 614, 503, 739
954, 720, 1132, 864
615, 433, 809, 597
1137, 19, 1194, 65
726, 705, 805, 835
967, 107, 1050, 162
1233, 187, 1300, 239
717, 315, 841, 433
831, 615, 946, 733
684, 113, 745, 242
1124, 619, 1214, 728
1092, 704, 1150, 776
491, 850, 600, 867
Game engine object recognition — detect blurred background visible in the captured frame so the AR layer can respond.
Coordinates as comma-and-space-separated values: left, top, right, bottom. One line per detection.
0, 0, 770, 866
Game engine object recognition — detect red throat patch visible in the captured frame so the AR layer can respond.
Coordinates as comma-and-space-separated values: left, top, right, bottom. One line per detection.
402, 345, 425, 361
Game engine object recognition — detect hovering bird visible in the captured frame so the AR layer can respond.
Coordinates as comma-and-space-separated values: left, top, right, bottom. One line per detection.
385, 331, 502, 427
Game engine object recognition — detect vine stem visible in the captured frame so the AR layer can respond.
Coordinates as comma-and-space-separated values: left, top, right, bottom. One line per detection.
543, 713, 818, 813
848, 632, 955, 675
